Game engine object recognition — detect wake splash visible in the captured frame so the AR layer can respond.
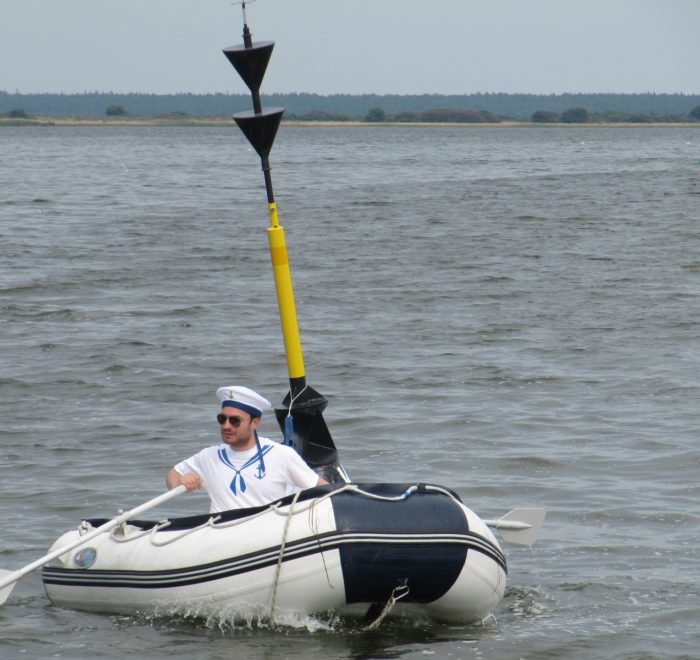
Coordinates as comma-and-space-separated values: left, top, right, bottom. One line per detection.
142, 599, 342, 634
122, 597, 437, 636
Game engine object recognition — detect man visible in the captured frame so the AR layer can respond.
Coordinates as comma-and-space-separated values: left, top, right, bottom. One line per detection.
166, 385, 327, 512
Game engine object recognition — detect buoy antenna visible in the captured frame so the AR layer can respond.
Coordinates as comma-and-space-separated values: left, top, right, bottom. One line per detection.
232, 0, 256, 47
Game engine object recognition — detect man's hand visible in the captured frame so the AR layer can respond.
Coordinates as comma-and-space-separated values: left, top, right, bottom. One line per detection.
166, 468, 202, 492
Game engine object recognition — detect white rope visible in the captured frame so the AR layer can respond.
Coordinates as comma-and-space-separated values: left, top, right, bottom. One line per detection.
210, 506, 271, 528
482, 612, 498, 626
269, 490, 301, 624
101, 483, 422, 547
109, 519, 171, 543
286, 384, 308, 416
109, 516, 224, 546
365, 582, 410, 630
266, 484, 418, 519
282, 384, 308, 448
308, 497, 335, 589
149, 515, 222, 546
423, 484, 463, 504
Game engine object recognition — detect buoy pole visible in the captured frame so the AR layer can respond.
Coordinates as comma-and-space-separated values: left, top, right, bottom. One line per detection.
222, 2, 346, 482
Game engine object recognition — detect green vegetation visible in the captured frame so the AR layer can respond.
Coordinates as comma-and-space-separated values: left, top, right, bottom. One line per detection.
561, 107, 589, 123
105, 104, 128, 116
415, 108, 498, 123
532, 107, 695, 124
531, 110, 560, 123
364, 106, 386, 122
2, 91, 700, 124
287, 110, 353, 122
360, 107, 497, 123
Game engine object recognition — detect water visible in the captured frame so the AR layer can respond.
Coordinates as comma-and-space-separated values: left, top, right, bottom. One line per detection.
1, 124, 699, 658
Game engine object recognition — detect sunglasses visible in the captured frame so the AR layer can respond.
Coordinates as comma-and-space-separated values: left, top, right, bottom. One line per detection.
216, 413, 245, 427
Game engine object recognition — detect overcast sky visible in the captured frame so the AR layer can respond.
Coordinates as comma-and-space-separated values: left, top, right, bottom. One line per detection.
2, 0, 698, 96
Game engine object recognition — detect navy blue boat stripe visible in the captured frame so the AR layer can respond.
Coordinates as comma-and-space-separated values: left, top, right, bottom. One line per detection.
42, 530, 506, 590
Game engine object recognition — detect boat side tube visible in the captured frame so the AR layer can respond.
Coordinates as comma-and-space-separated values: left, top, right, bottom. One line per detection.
41, 483, 506, 623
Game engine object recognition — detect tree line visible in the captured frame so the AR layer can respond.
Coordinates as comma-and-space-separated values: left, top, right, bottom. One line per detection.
291, 107, 500, 123
356, 106, 700, 123
2, 91, 700, 122
6, 103, 700, 125
531, 107, 700, 124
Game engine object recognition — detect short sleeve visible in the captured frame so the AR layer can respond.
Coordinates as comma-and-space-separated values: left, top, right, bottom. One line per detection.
282, 446, 320, 490
174, 451, 203, 477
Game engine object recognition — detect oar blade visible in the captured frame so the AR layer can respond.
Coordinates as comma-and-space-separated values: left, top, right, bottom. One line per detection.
0, 569, 18, 605
486, 508, 546, 546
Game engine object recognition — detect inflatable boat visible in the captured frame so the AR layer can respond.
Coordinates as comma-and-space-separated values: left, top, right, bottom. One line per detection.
41, 483, 507, 624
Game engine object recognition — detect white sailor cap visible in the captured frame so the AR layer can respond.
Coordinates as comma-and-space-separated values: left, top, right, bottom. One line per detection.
216, 385, 271, 418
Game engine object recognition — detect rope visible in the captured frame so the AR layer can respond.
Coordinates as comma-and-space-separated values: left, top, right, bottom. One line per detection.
309, 497, 335, 589
108, 516, 224, 545
365, 581, 410, 630
149, 516, 222, 546
283, 384, 308, 448
109, 519, 171, 543
269, 489, 301, 624
266, 484, 418, 517
211, 505, 274, 528
423, 484, 462, 503
287, 383, 307, 415
103, 483, 422, 547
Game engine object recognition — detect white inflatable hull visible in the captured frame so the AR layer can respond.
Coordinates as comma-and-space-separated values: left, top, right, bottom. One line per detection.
42, 483, 507, 623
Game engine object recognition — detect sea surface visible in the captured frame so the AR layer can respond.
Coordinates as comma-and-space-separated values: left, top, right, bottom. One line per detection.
1, 124, 699, 659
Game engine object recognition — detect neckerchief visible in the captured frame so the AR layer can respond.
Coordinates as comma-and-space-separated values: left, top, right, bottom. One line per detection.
217, 445, 273, 496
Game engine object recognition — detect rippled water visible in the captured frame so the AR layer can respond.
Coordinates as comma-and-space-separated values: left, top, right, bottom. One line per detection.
1, 124, 699, 658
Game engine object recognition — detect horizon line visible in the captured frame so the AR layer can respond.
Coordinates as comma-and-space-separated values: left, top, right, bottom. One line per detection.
3, 90, 700, 97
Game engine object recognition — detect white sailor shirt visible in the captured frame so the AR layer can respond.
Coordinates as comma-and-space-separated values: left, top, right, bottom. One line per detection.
174, 439, 319, 512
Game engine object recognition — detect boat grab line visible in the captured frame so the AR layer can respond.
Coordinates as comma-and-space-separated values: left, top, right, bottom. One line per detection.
88, 484, 458, 550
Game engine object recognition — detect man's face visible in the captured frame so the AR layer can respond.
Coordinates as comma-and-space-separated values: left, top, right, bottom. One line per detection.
218, 406, 259, 450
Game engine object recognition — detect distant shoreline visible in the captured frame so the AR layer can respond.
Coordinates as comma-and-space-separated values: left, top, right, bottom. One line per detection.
1, 116, 699, 128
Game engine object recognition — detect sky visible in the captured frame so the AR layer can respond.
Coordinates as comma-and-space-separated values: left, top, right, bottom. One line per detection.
2, 0, 699, 96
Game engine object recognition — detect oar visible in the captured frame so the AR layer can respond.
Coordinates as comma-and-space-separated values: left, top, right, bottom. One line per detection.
0, 485, 187, 605
483, 508, 546, 546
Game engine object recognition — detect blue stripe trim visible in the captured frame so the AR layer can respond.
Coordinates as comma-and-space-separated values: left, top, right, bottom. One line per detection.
217, 447, 235, 470
41, 530, 507, 591
221, 400, 262, 417
217, 445, 272, 471
254, 430, 266, 477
